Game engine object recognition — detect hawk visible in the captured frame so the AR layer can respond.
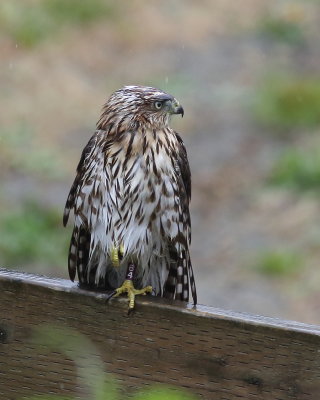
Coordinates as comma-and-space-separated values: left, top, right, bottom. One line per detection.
63, 85, 197, 310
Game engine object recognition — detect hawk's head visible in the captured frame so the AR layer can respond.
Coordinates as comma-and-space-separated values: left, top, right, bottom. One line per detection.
97, 85, 184, 130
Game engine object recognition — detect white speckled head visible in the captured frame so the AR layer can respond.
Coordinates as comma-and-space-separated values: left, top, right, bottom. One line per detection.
98, 85, 184, 129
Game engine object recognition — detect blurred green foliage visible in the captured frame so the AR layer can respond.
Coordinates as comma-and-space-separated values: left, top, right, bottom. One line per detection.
22, 325, 198, 400
132, 387, 197, 400
0, 201, 69, 269
253, 77, 320, 130
0, 0, 116, 47
270, 146, 320, 191
259, 17, 305, 45
24, 397, 70, 400
0, 125, 65, 179
252, 250, 302, 276
24, 382, 197, 400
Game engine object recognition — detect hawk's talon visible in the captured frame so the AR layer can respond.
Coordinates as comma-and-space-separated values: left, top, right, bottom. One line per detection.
127, 308, 135, 316
112, 280, 152, 310
105, 290, 117, 302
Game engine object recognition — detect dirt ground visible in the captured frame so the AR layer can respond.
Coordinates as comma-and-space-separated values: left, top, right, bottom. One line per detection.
1, 1, 320, 324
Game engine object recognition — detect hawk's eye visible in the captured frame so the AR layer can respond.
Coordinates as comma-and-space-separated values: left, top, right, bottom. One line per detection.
154, 101, 163, 110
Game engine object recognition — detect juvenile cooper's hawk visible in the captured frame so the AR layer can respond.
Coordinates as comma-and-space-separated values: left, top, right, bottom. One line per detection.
63, 85, 197, 310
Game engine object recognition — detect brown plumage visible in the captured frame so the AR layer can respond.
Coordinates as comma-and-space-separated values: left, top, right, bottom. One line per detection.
63, 85, 197, 305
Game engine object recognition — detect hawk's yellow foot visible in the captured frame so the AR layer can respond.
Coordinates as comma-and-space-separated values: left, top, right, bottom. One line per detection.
112, 280, 152, 310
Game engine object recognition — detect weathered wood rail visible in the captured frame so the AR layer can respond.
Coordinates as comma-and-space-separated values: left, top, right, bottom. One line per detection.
0, 268, 319, 399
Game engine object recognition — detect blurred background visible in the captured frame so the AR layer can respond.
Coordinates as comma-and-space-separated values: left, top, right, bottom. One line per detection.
1, 0, 320, 324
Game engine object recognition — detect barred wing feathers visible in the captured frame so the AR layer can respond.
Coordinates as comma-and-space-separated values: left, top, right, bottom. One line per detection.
163, 132, 197, 305
63, 131, 108, 283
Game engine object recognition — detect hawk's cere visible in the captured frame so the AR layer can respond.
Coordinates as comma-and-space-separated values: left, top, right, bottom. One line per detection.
63, 85, 197, 310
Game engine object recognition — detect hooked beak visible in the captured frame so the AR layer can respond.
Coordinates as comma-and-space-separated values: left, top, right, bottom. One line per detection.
175, 105, 184, 118
170, 99, 184, 118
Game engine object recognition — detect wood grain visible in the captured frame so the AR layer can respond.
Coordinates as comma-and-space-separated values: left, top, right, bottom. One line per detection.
0, 268, 319, 399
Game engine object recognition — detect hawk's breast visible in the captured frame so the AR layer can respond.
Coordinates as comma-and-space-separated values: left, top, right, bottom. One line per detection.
102, 128, 181, 264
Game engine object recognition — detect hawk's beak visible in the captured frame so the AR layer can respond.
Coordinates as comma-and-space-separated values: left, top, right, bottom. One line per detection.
171, 100, 184, 118
175, 105, 184, 118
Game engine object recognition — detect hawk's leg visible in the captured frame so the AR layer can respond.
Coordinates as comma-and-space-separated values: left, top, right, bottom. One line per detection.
107, 263, 152, 311
110, 243, 124, 267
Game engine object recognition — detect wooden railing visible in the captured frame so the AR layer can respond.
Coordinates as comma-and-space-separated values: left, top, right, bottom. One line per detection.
0, 268, 319, 399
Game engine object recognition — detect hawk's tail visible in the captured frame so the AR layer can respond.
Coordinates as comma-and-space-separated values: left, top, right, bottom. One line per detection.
68, 225, 91, 284
187, 256, 197, 305
164, 248, 197, 305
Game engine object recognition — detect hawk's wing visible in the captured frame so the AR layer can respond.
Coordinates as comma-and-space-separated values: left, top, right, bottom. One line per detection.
175, 131, 191, 242
164, 132, 197, 305
63, 134, 97, 227
175, 132, 191, 201
63, 131, 108, 283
